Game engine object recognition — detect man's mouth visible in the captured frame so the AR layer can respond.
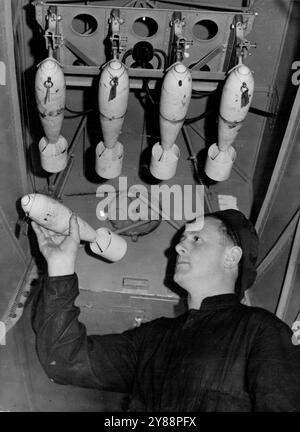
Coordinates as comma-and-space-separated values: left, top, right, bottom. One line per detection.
176, 259, 189, 266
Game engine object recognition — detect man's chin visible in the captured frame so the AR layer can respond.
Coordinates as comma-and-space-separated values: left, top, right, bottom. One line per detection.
174, 270, 186, 285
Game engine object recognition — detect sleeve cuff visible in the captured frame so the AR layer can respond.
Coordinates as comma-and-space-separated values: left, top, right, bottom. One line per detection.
43, 273, 79, 299
46, 273, 77, 282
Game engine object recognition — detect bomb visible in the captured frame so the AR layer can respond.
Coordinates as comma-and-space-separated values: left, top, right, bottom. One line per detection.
21, 193, 127, 262
95, 59, 129, 179
205, 63, 254, 181
150, 62, 192, 180
35, 56, 68, 173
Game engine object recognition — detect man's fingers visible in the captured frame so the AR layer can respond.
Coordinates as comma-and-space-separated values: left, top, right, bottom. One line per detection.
69, 214, 80, 243
40, 225, 51, 236
51, 234, 66, 245
31, 221, 46, 243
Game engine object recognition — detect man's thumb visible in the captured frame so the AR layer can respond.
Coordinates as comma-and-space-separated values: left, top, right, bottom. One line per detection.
69, 214, 80, 242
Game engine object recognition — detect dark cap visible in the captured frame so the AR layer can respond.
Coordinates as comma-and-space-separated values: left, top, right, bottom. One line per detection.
209, 209, 259, 297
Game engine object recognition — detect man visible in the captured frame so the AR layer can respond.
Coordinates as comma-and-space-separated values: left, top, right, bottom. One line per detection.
31, 210, 300, 411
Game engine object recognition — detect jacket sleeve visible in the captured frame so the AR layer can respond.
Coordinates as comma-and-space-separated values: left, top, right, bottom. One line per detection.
31, 273, 143, 393
247, 312, 300, 411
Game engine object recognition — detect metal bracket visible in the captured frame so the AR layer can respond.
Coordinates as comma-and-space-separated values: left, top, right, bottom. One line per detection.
109, 9, 127, 59
233, 15, 256, 60
44, 6, 63, 56
170, 12, 193, 63
188, 44, 225, 71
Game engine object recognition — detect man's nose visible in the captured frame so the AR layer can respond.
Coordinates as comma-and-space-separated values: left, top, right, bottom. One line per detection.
175, 241, 188, 255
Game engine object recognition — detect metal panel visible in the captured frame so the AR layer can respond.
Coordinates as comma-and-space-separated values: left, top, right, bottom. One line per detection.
250, 85, 300, 320
0, 208, 27, 321
251, 0, 300, 210
0, 0, 29, 231
34, 2, 254, 81
0, 0, 30, 324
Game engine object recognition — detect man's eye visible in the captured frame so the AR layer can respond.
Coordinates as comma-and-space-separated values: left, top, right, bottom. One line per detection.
194, 235, 201, 242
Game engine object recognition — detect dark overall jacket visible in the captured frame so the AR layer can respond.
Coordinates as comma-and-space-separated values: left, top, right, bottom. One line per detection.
32, 274, 300, 411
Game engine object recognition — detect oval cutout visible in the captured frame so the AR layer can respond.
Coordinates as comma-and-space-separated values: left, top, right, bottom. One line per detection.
193, 20, 218, 40
132, 17, 158, 38
72, 14, 98, 36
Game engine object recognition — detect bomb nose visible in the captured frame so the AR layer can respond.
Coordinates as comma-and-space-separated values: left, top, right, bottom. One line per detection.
237, 64, 250, 76
174, 63, 186, 74
109, 60, 122, 70
21, 194, 34, 214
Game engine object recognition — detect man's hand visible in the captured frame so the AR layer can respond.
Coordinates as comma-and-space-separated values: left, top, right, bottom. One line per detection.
32, 214, 80, 276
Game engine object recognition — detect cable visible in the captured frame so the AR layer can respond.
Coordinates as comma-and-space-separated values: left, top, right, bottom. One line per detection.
122, 47, 167, 70
64, 106, 95, 118
153, 52, 162, 70
122, 49, 133, 66
191, 93, 213, 99
249, 106, 275, 118
143, 80, 156, 105
65, 106, 95, 114
65, 106, 91, 114
184, 109, 213, 124
192, 89, 216, 95
153, 49, 167, 69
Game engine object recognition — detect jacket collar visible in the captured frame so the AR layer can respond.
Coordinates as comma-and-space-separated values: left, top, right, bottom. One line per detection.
189, 293, 240, 313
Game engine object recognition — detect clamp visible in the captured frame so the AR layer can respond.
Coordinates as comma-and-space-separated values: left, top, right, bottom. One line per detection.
109, 9, 127, 59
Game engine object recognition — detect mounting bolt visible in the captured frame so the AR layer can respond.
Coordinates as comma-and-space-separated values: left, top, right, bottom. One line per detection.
131, 234, 138, 242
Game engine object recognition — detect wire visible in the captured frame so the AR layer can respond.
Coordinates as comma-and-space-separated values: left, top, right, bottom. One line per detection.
249, 106, 275, 118
65, 106, 95, 114
143, 80, 156, 105
122, 49, 133, 66
191, 92, 213, 99
184, 109, 213, 124
191, 87, 219, 99
153, 49, 167, 69
65, 106, 95, 118
153, 52, 162, 70
192, 89, 215, 95
122, 48, 167, 70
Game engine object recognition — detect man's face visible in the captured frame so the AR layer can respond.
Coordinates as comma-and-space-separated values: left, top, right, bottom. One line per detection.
174, 217, 228, 289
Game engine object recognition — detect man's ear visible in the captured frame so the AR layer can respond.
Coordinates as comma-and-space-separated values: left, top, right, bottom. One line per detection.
224, 246, 243, 269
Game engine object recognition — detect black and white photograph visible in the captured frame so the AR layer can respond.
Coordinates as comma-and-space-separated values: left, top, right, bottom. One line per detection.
0, 0, 300, 416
